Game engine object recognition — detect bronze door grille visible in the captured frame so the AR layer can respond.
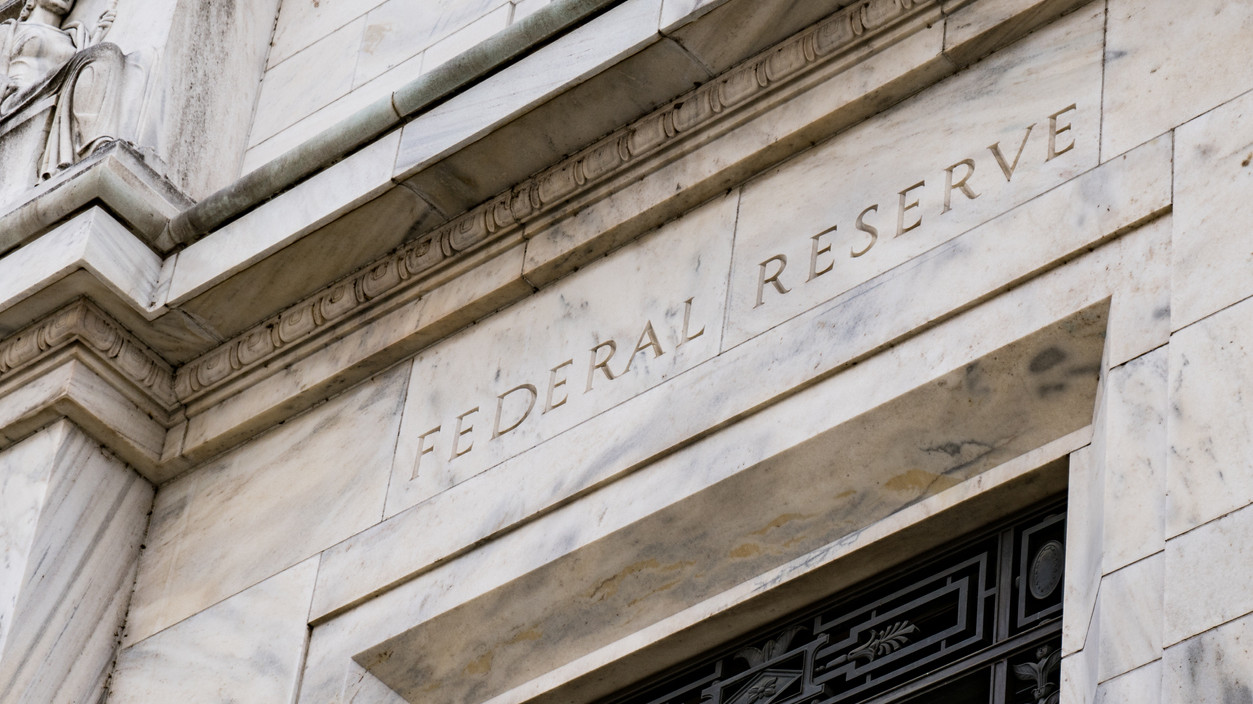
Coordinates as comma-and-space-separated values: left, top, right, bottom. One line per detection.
600, 498, 1066, 704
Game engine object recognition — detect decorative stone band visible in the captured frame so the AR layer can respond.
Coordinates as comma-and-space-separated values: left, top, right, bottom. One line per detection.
0, 298, 176, 409
174, 0, 933, 402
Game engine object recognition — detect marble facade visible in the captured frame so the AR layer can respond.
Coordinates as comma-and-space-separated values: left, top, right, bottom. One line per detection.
0, 0, 1249, 702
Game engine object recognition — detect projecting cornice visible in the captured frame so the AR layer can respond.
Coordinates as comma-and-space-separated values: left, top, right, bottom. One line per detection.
0, 298, 175, 410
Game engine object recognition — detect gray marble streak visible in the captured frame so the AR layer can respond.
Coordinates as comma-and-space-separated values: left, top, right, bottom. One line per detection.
1167, 295, 1253, 538
1163, 610, 1253, 704
0, 425, 58, 655
109, 557, 318, 704
1171, 87, 1253, 331
0, 420, 152, 704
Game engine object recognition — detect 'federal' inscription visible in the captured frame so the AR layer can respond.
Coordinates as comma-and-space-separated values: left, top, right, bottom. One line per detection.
386, 194, 737, 517
409, 297, 707, 480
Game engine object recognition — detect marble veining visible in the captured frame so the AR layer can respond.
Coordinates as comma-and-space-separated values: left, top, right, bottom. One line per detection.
0, 420, 151, 704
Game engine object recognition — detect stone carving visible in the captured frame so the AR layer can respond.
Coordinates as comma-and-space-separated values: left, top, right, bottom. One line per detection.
0, 298, 176, 408
1012, 644, 1061, 704
175, 0, 929, 401
0, 0, 138, 181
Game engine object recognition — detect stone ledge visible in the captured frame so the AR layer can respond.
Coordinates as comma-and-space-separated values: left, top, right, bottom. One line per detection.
0, 143, 193, 258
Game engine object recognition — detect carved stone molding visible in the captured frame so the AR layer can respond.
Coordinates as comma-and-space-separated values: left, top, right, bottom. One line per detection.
175, 0, 932, 402
0, 298, 176, 409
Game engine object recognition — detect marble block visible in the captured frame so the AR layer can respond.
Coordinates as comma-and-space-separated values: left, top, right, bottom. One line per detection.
386, 192, 736, 516
0, 206, 163, 317
1171, 87, 1253, 331
726, 2, 1104, 347
124, 364, 409, 648
1096, 662, 1162, 704
354, 0, 509, 87
1163, 610, 1253, 704
0, 421, 152, 704
1103, 0, 1253, 160
419, 4, 512, 75
250, 17, 366, 146
1164, 502, 1253, 647
1101, 349, 1168, 573
109, 557, 318, 704
1097, 553, 1164, 683
1166, 295, 1253, 538
268, 0, 386, 69
1061, 626, 1099, 704
1063, 444, 1102, 657
0, 427, 59, 654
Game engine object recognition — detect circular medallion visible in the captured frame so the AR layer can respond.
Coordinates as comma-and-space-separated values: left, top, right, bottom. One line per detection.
1029, 540, 1065, 599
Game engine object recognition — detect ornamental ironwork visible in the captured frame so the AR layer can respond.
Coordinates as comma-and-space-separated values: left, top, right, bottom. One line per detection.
601, 498, 1066, 704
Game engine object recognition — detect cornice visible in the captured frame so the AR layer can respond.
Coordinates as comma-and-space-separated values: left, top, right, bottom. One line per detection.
0, 298, 177, 411
175, 0, 934, 402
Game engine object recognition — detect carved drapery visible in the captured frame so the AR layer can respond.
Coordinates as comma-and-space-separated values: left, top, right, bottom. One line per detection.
0, 0, 136, 182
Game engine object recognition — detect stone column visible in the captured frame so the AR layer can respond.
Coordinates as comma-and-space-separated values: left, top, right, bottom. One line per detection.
0, 420, 152, 704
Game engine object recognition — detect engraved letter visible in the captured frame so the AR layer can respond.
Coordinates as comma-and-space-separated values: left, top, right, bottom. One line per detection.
988, 124, 1034, 182
852, 204, 879, 257
623, 320, 665, 374
586, 340, 618, 392
679, 297, 705, 347
545, 359, 574, 413
942, 159, 980, 214
1047, 104, 1077, 161
755, 254, 791, 308
809, 226, 836, 281
450, 408, 478, 460
896, 181, 925, 237
411, 425, 441, 480
493, 384, 538, 439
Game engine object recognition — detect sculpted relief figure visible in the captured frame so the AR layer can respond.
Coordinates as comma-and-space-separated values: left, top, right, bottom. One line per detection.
0, 0, 126, 179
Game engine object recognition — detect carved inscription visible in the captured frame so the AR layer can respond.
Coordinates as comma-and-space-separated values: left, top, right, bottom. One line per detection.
409, 298, 707, 480
724, 4, 1104, 348
752, 104, 1079, 311
386, 194, 736, 516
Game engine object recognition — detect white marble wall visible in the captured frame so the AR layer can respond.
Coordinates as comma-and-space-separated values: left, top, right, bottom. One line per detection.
16, 1, 1246, 702
0, 421, 152, 704
1058, 3, 1253, 695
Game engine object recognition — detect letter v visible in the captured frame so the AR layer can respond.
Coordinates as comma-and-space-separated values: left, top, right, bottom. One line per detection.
989, 124, 1034, 182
